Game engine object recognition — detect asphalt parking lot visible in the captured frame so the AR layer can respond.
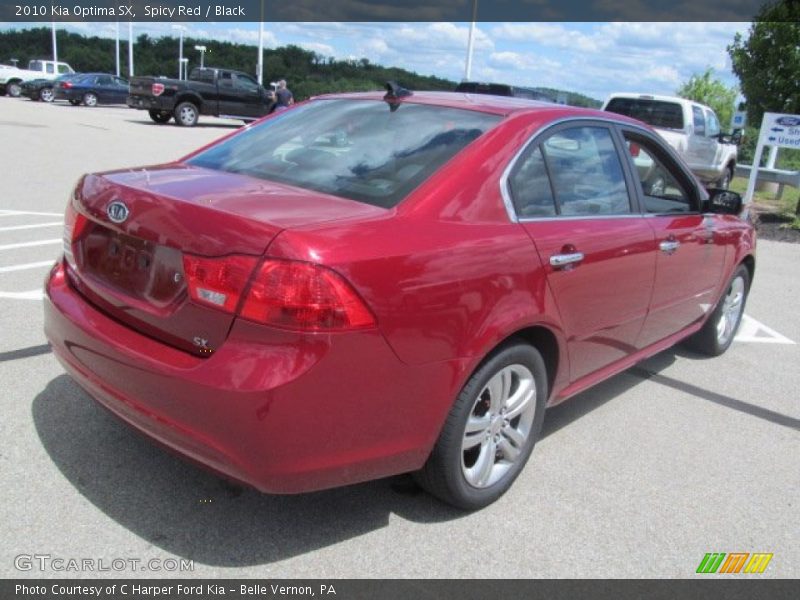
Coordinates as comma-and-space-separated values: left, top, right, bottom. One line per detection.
0, 97, 798, 579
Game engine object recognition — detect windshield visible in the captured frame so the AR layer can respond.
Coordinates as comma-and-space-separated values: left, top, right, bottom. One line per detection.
187, 99, 501, 208
605, 98, 684, 130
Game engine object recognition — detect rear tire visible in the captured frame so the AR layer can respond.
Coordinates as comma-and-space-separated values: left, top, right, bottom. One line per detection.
83, 92, 98, 107
174, 102, 199, 127
717, 165, 734, 190
684, 264, 750, 356
7, 81, 22, 98
40, 87, 55, 102
414, 341, 548, 510
148, 109, 172, 124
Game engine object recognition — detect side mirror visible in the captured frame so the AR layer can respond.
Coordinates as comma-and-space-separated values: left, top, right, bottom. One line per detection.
705, 188, 743, 215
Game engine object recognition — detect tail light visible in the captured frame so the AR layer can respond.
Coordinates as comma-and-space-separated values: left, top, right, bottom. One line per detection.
152, 83, 165, 96
182, 254, 257, 313
629, 142, 641, 158
240, 260, 375, 331
63, 190, 90, 271
63, 82, 73, 89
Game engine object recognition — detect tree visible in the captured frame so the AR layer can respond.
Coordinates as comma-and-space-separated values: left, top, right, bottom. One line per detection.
728, 0, 800, 126
676, 67, 738, 130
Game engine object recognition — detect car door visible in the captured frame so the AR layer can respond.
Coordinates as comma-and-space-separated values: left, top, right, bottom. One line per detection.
230, 73, 267, 118
617, 128, 728, 348
507, 121, 657, 382
93, 74, 113, 103
111, 77, 129, 103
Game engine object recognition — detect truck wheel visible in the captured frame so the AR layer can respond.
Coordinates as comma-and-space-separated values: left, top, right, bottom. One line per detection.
717, 165, 734, 190
174, 102, 199, 127
7, 81, 22, 98
83, 92, 98, 107
40, 87, 55, 102
148, 109, 172, 124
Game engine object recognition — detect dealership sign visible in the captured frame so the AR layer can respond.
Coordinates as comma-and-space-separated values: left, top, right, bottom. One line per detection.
743, 111, 800, 204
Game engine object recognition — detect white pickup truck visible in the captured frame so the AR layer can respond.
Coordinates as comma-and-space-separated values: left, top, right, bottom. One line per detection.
603, 93, 738, 189
0, 59, 75, 98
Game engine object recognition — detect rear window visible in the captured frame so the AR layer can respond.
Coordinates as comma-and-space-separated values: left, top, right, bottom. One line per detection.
605, 98, 684, 130
188, 99, 501, 208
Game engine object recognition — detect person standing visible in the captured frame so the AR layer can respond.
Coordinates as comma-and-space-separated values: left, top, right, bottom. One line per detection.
275, 79, 294, 111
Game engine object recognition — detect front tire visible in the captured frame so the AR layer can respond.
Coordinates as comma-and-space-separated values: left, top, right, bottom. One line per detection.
415, 342, 548, 510
7, 81, 22, 98
40, 87, 55, 102
717, 165, 734, 190
83, 92, 98, 107
148, 109, 172, 124
174, 102, 199, 127
685, 264, 750, 356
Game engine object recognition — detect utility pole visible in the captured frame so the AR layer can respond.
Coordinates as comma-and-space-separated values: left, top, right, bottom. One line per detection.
128, 22, 134, 77
463, 0, 478, 81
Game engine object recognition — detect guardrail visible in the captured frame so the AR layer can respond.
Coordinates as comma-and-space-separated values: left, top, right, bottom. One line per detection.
735, 164, 800, 200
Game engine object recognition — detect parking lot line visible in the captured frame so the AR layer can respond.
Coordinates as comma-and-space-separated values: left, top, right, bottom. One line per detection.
0, 260, 55, 274
0, 209, 64, 217
0, 222, 62, 232
0, 239, 61, 251
0, 289, 43, 300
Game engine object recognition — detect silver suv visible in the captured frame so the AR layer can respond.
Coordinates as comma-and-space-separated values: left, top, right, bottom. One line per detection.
603, 93, 738, 189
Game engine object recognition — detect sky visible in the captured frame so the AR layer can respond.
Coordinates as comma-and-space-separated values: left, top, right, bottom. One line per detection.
0, 21, 749, 102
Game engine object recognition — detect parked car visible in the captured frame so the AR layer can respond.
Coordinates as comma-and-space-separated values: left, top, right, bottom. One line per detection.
56, 73, 129, 106
21, 73, 82, 102
44, 89, 755, 510
0, 59, 75, 97
603, 93, 738, 189
456, 81, 554, 102
127, 67, 276, 126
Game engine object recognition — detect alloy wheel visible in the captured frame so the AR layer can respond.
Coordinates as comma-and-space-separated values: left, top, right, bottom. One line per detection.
716, 275, 745, 345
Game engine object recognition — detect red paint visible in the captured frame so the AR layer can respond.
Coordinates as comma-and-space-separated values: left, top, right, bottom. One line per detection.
44, 93, 755, 493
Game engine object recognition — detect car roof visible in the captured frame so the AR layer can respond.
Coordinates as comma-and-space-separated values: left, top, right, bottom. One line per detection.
310, 90, 616, 120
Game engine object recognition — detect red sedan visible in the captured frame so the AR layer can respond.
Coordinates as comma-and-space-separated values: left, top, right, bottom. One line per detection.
44, 88, 755, 510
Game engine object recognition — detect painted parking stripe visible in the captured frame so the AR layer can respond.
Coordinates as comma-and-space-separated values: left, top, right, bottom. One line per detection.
0, 289, 43, 300
0, 260, 55, 274
734, 315, 796, 345
0, 239, 61, 251
0, 222, 62, 232
0, 209, 63, 217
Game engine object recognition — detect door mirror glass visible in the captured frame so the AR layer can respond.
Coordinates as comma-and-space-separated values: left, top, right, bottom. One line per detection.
705, 189, 743, 215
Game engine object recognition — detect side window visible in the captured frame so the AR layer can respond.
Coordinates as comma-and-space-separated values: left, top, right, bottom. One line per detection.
541, 126, 631, 216
57, 64, 70, 74
692, 106, 705, 136
219, 72, 233, 87
508, 146, 557, 218
705, 110, 720, 138
96, 75, 112, 85
46, 63, 54, 74
623, 134, 695, 214
233, 74, 260, 92
114, 77, 128, 87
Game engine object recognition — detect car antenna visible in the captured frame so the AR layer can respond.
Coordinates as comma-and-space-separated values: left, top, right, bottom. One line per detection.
384, 81, 412, 111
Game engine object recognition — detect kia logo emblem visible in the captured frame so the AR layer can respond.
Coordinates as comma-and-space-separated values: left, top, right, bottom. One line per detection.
776, 116, 800, 127
107, 201, 129, 224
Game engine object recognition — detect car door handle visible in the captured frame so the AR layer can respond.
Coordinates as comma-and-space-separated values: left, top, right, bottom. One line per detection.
550, 252, 584, 268
659, 240, 680, 254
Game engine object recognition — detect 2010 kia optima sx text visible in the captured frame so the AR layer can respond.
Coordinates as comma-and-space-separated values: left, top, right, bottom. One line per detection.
44, 87, 755, 510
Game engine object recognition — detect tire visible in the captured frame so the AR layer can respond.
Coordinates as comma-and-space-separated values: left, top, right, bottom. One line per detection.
174, 101, 199, 127
717, 165, 734, 190
148, 109, 172, 124
69, 99, 80, 106
414, 341, 548, 510
40, 87, 54, 103
83, 92, 98, 107
684, 264, 750, 356
7, 81, 22, 98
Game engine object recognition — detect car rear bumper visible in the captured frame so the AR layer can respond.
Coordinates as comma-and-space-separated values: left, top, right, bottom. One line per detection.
127, 95, 172, 112
44, 261, 460, 493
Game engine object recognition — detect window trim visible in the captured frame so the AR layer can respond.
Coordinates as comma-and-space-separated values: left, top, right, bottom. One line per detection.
499, 117, 649, 223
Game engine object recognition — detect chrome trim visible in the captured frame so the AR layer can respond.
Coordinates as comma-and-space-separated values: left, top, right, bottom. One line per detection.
550, 252, 585, 267
518, 214, 643, 223
499, 116, 657, 223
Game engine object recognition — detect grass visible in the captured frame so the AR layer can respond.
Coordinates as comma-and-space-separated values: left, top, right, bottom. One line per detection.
730, 176, 800, 230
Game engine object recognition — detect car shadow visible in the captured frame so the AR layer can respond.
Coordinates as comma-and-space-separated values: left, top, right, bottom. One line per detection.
32, 375, 462, 567
123, 119, 242, 129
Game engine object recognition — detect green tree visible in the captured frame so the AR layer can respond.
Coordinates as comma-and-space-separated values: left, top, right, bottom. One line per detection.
728, 0, 800, 126
676, 67, 738, 130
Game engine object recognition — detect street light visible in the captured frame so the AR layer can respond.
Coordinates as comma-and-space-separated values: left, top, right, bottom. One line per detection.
172, 25, 187, 79
180, 58, 189, 80
194, 45, 207, 69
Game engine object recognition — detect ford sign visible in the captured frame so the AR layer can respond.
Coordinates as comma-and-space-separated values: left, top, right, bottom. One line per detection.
107, 201, 129, 224
776, 116, 800, 127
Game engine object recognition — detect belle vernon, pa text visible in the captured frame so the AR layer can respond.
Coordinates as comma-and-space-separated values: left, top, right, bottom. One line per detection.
16, 583, 338, 596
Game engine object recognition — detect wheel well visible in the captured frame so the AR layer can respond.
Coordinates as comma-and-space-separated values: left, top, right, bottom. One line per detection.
741, 254, 755, 285
176, 95, 201, 109
485, 326, 560, 397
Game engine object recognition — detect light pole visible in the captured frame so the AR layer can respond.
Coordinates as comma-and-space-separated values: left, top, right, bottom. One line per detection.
51, 21, 58, 66
128, 22, 134, 77
194, 45, 207, 69
257, 0, 264, 85
463, 0, 478, 81
172, 25, 187, 79
115, 22, 120, 77
180, 58, 189, 80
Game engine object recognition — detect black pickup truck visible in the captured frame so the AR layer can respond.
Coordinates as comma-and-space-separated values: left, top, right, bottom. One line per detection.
127, 67, 275, 127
